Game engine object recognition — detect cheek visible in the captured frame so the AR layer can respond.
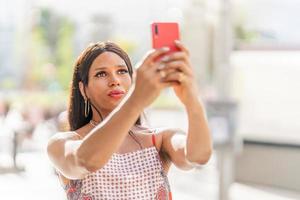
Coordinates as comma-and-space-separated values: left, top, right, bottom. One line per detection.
122, 74, 132, 87
88, 79, 107, 94
123, 76, 132, 90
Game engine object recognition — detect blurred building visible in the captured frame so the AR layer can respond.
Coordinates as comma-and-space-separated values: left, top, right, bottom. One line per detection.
0, 1, 17, 87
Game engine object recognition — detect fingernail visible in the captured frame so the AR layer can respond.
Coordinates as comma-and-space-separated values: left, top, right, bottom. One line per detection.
157, 63, 165, 70
161, 56, 169, 62
161, 47, 170, 51
175, 40, 180, 44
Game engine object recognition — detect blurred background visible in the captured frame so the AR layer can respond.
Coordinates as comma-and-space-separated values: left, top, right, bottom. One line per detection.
1, 0, 300, 199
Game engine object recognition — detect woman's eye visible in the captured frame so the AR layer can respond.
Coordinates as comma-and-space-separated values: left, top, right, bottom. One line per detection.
118, 69, 129, 74
95, 69, 128, 78
95, 71, 106, 77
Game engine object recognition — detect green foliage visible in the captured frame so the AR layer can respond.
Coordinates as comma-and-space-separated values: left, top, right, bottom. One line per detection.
0, 77, 16, 89
29, 7, 75, 91
55, 18, 75, 90
235, 24, 258, 43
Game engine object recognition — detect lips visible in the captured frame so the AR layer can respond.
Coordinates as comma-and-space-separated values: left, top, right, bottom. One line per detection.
107, 90, 125, 99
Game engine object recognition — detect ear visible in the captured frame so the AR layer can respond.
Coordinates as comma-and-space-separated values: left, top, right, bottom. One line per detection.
79, 81, 88, 100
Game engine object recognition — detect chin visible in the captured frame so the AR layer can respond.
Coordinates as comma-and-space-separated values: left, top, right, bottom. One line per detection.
102, 96, 125, 111
109, 100, 122, 109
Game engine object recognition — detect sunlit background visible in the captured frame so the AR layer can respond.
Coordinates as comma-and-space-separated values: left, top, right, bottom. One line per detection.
1, 0, 300, 199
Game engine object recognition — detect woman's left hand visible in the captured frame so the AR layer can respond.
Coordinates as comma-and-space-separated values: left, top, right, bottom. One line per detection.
159, 41, 199, 105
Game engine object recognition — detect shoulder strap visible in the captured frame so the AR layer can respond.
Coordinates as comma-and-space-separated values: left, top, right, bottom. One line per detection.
73, 131, 83, 140
152, 134, 156, 146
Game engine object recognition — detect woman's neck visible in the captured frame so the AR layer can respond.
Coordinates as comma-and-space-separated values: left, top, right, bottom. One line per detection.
91, 108, 111, 123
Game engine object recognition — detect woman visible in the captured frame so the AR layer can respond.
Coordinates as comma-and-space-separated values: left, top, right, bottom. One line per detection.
47, 41, 212, 200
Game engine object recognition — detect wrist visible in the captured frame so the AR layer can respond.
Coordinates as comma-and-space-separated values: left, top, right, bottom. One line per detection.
185, 97, 204, 113
126, 93, 145, 112
183, 93, 199, 106
184, 83, 199, 100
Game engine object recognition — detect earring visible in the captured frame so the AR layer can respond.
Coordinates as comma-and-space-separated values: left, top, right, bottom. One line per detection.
84, 99, 90, 117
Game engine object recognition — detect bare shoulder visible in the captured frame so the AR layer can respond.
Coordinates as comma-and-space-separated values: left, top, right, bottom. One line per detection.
48, 131, 81, 144
47, 131, 81, 185
159, 128, 187, 153
156, 128, 195, 171
151, 128, 186, 172
132, 125, 173, 151
144, 127, 183, 149
47, 131, 87, 181
47, 131, 82, 156
156, 128, 186, 145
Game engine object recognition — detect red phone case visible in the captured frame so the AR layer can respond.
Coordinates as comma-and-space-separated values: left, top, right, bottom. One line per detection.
151, 22, 180, 53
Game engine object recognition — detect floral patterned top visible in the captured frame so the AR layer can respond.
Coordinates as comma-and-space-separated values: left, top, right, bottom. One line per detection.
62, 134, 172, 200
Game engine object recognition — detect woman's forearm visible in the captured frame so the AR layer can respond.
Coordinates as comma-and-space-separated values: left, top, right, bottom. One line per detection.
185, 98, 212, 164
76, 96, 144, 172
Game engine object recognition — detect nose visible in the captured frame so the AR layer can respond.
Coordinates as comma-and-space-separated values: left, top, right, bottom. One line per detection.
108, 73, 121, 87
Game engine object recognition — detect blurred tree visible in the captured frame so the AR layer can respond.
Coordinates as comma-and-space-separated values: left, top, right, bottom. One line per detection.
29, 7, 75, 91
55, 18, 75, 90
234, 24, 258, 43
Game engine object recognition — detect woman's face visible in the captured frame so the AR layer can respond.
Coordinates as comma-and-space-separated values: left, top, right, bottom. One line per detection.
86, 52, 132, 113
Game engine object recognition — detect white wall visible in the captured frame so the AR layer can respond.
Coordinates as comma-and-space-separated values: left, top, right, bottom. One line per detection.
231, 51, 300, 144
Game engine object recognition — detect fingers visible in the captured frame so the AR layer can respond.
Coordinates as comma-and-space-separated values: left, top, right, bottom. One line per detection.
143, 47, 170, 66
136, 42, 191, 91
158, 61, 191, 75
175, 40, 190, 56
156, 43, 193, 79
159, 51, 192, 71
160, 51, 187, 62
160, 81, 180, 88
136, 47, 170, 84
142, 41, 189, 68
158, 70, 167, 78
162, 71, 186, 84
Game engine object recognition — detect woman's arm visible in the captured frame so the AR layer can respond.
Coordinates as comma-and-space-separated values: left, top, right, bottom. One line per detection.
47, 96, 143, 179
47, 48, 174, 179
160, 100, 212, 171
185, 99, 212, 163
159, 41, 212, 170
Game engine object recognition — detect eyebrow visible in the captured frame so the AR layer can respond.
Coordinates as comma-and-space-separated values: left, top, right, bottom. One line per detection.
94, 64, 127, 71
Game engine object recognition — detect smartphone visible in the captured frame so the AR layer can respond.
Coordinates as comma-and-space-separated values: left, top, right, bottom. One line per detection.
151, 22, 180, 53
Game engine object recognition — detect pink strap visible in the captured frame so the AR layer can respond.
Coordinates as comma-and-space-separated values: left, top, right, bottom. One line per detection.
152, 134, 156, 146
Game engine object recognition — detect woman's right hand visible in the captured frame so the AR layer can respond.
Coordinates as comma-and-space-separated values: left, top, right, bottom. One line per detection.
130, 47, 174, 108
